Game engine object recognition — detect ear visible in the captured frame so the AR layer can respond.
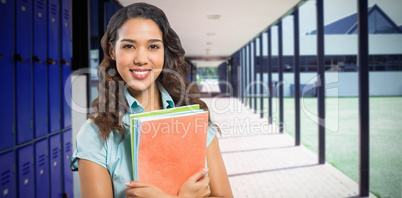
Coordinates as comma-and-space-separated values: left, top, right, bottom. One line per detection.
108, 42, 116, 59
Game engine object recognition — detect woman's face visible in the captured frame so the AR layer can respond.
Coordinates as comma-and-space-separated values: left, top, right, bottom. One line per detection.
111, 18, 164, 94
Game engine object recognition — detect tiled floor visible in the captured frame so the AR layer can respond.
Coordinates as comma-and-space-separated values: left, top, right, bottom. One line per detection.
202, 97, 376, 198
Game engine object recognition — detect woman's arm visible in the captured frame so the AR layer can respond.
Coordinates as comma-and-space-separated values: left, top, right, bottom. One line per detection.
206, 137, 233, 198
78, 159, 114, 198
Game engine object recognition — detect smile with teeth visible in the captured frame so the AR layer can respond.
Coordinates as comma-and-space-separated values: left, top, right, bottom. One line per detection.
130, 69, 151, 80
132, 70, 149, 75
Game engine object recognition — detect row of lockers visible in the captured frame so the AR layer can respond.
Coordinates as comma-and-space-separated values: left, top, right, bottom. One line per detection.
0, 130, 74, 198
0, 0, 75, 197
0, 0, 73, 150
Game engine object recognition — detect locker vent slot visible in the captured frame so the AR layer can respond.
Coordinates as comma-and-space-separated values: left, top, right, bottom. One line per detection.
36, 0, 44, 10
1, 170, 10, 186
50, 3, 57, 16
38, 154, 46, 167
65, 142, 71, 153
22, 162, 30, 176
52, 148, 58, 159
63, 9, 69, 20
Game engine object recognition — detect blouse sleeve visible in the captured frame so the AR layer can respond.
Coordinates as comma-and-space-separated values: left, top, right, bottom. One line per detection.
206, 114, 218, 147
71, 119, 108, 170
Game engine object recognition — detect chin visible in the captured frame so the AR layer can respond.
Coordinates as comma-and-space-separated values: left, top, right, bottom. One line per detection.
130, 80, 156, 92
124, 76, 159, 92
131, 84, 151, 91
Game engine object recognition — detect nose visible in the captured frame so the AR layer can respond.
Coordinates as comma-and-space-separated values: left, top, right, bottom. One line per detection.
134, 48, 148, 66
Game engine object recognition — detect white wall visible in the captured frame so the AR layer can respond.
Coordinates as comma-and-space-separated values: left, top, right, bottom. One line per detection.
71, 74, 88, 198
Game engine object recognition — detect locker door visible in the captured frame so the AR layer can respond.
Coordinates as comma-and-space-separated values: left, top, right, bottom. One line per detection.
48, 0, 61, 133
0, 0, 15, 150
62, 129, 73, 197
49, 134, 62, 198
0, 151, 16, 198
17, 145, 34, 198
35, 139, 49, 198
61, 0, 72, 129
34, 0, 49, 138
16, 0, 33, 145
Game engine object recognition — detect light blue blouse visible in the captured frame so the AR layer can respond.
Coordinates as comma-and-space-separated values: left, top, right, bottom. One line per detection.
71, 82, 217, 198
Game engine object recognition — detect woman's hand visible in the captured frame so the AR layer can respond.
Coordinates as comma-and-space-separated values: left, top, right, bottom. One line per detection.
124, 181, 174, 198
124, 168, 211, 198
177, 168, 211, 198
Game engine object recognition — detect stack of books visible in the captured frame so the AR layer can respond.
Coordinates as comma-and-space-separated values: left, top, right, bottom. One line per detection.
130, 104, 209, 195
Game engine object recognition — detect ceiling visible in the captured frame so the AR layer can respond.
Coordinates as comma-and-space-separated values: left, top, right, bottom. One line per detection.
116, 0, 304, 67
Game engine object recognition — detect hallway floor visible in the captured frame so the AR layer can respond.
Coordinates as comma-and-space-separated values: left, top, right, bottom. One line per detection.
202, 97, 376, 198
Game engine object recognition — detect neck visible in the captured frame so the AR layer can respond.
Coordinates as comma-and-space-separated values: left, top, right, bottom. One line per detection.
128, 82, 163, 112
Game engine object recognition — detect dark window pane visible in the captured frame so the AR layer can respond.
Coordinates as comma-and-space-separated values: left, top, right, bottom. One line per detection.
369, 55, 375, 64
344, 55, 357, 71
374, 55, 386, 64
345, 55, 357, 65
306, 56, 317, 66
284, 56, 293, 72
375, 65, 386, 71
307, 65, 317, 71
325, 56, 332, 65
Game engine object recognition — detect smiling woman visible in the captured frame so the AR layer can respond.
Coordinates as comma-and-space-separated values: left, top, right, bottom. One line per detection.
110, 18, 165, 98
71, 2, 233, 198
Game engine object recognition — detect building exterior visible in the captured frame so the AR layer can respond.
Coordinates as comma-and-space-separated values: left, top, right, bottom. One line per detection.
220, 4, 402, 97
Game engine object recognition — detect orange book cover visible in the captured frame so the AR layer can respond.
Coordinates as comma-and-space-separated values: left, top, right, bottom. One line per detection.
136, 111, 209, 195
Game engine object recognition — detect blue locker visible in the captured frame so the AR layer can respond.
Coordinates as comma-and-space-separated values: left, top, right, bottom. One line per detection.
0, 151, 16, 198
35, 139, 49, 198
34, 0, 49, 138
0, 0, 15, 150
49, 134, 62, 198
17, 145, 34, 198
61, 0, 72, 129
16, 0, 33, 145
48, 0, 61, 133
63, 130, 73, 197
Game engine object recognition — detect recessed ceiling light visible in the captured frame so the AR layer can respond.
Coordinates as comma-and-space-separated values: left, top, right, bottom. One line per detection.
207, 15, 221, 20
206, 32, 215, 36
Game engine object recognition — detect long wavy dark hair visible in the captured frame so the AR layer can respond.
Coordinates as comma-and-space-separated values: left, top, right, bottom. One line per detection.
90, 2, 219, 141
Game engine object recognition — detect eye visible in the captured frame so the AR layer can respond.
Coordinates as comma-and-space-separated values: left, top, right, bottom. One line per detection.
149, 45, 160, 50
123, 44, 135, 49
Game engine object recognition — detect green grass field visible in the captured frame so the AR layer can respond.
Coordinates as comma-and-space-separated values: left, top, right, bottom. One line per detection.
247, 96, 402, 198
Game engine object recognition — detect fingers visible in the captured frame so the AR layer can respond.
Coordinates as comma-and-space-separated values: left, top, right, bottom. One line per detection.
125, 181, 149, 188
205, 183, 211, 197
124, 182, 148, 197
200, 176, 211, 197
198, 176, 209, 185
124, 187, 143, 197
189, 168, 209, 183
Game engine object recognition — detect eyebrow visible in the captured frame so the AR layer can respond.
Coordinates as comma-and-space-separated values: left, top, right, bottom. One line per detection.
120, 39, 163, 43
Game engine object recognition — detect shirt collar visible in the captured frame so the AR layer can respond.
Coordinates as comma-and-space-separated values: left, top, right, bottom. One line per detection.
124, 81, 175, 114
157, 81, 175, 109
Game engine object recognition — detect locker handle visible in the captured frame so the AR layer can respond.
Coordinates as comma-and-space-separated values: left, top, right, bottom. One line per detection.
0, 54, 3, 59
61, 59, 70, 65
15, 54, 26, 63
47, 58, 56, 65
33, 56, 42, 64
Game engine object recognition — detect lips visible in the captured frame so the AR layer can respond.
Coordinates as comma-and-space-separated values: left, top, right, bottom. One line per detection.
130, 69, 151, 80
